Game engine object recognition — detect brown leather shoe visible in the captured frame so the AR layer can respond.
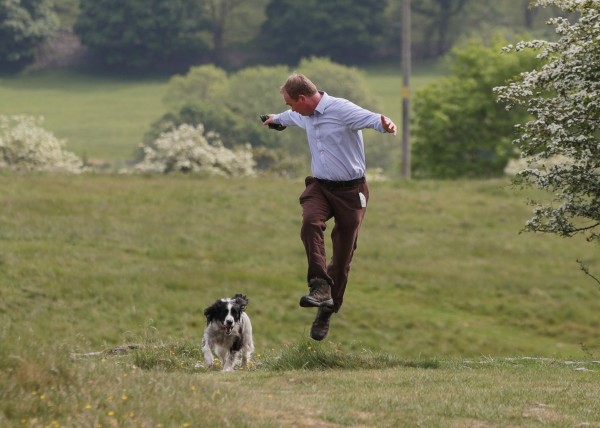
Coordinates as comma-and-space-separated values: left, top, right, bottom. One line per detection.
310, 306, 334, 341
300, 278, 334, 308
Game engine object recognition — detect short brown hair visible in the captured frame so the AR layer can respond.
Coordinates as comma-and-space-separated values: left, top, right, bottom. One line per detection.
280, 73, 318, 100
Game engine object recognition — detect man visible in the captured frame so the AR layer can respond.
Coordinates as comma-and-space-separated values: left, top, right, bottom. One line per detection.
263, 73, 397, 341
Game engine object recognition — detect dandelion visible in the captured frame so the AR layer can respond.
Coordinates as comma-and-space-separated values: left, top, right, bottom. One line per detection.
108, 411, 115, 417
85, 404, 93, 410
191, 385, 196, 391
121, 395, 128, 401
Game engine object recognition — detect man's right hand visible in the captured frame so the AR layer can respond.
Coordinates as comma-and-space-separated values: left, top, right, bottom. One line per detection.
260, 114, 274, 126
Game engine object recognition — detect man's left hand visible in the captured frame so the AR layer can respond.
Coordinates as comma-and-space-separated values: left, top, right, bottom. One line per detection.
381, 115, 397, 135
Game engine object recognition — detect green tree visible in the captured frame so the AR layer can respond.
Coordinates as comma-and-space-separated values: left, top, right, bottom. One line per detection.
412, 37, 539, 178
75, 0, 211, 69
0, 0, 58, 67
259, 0, 387, 65
178, 0, 268, 68
412, 0, 469, 58
495, 0, 600, 242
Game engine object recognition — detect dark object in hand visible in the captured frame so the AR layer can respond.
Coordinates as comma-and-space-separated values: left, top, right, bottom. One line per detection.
260, 114, 286, 131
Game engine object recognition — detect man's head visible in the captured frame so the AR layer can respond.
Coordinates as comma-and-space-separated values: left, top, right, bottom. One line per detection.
280, 73, 320, 116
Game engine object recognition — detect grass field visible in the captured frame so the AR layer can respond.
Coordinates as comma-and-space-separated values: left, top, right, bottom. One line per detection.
0, 70, 167, 162
2, 64, 600, 426
1, 174, 600, 426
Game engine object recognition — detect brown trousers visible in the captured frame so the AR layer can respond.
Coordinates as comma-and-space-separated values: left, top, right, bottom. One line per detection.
299, 176, 369, 312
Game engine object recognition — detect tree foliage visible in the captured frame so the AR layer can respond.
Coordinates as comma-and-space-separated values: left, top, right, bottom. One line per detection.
495, 0, 600, 242
0, 0, 58, 66
259, 0, 386, 65
74, 0, 211, 68
146, 63, 291, 151
412, 37, 540, 178
412, 0, 469, 57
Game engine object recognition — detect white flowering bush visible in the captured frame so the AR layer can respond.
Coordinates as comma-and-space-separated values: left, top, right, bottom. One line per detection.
495, 0, 600, 241
136, 123, 255, 177
0, 115, 83, 173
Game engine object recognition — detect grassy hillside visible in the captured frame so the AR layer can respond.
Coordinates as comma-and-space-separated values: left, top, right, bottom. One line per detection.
1, 174, 600, 426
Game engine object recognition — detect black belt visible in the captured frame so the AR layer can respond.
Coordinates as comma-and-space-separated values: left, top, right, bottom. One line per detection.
316, 176, 365, 189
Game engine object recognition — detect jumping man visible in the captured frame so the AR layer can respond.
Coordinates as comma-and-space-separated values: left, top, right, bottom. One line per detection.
263, 73, 397, 340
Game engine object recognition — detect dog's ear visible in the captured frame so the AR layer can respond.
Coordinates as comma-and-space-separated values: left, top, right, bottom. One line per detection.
203, 301, 219, 324
233, 294, 248, 311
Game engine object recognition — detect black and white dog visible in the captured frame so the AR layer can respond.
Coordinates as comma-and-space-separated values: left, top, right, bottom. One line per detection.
201, 294, 254, 372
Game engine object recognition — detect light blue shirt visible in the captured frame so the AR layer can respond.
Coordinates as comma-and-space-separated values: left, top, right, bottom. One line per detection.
273, 92, 387, 181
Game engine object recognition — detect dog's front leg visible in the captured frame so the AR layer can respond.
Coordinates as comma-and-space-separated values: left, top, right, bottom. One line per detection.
201, 337, 214, 368
242, 351, 252, 368
222, 351, 239, 372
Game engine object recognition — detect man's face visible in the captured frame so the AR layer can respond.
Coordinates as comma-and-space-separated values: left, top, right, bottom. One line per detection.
283, 91, 313, 116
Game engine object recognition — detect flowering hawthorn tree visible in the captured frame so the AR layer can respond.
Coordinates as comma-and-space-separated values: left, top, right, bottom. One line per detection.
0, 115, 82, 173
136, 123, 255, 177
495, 0, 600, 242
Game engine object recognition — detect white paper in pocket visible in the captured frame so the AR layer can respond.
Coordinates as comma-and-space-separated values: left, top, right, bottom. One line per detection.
359, 192, 367, 208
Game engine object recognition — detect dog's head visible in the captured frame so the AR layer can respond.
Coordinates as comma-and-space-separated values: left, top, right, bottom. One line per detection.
204, 294, 249, 336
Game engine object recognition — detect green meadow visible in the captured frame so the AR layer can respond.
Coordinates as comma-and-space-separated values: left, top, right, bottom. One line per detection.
1, 68, 600, 426
2, 174, 600, 426
0, 70, 167, 161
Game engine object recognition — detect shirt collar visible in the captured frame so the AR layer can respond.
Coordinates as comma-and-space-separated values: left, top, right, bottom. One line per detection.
314, 91, 329, 115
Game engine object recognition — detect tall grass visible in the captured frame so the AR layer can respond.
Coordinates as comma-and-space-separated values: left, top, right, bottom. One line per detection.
260, 338, 439, 371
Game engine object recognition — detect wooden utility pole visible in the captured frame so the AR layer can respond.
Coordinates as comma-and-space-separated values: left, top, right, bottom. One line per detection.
401, 0, 411, 179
